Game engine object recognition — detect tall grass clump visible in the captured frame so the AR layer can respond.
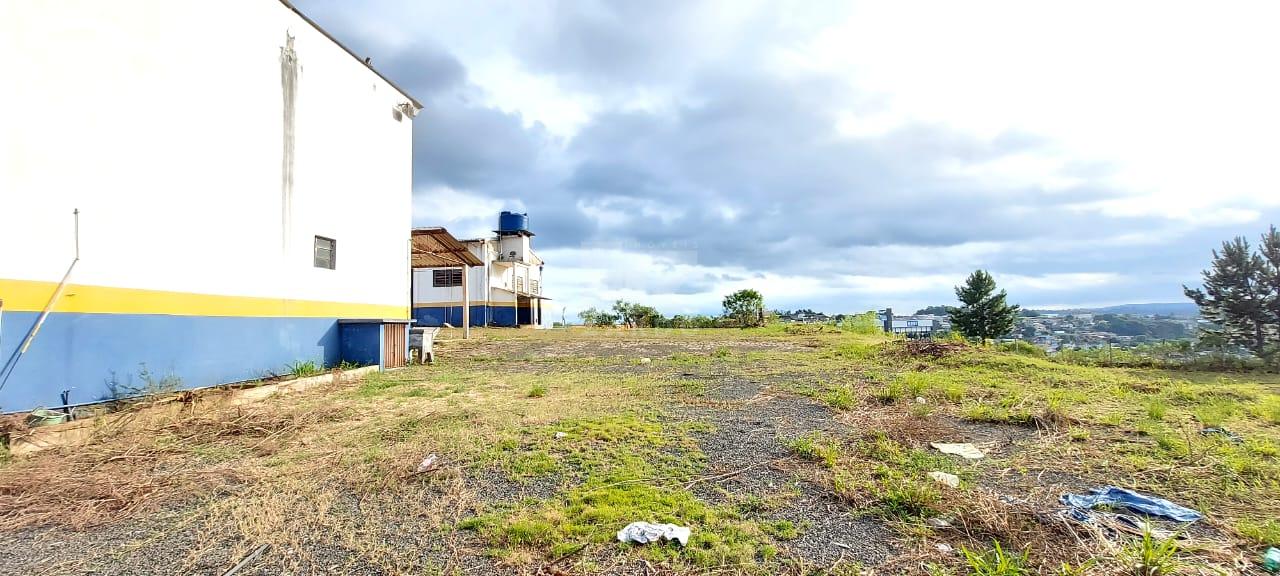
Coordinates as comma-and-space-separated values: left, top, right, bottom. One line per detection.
1123, 527, 1179, 576
961, 541, 1028, 576
1145, 398, 1168, 421
286, 360, 322, 378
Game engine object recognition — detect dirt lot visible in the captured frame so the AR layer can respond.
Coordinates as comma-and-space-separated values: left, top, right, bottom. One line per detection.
1, 328, 1277, 575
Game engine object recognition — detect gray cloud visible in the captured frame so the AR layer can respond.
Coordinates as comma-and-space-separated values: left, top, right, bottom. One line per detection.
294, 0, 1274, 314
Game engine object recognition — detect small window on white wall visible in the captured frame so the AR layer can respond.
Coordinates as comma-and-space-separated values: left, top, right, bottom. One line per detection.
313, 236, 336, 269
433, 268, 462, 287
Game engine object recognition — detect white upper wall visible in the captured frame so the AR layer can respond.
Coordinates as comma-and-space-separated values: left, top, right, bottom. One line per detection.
0, 0, 415, 307
412, 237, 545, 305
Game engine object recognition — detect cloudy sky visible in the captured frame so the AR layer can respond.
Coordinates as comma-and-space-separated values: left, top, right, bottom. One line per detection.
296, 0, 1280, 319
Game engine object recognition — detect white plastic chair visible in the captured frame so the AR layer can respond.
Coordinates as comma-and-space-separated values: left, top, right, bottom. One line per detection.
410, 327, 440, 364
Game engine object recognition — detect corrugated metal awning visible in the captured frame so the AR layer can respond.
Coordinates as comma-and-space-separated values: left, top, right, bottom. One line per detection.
411, 227, 484, 267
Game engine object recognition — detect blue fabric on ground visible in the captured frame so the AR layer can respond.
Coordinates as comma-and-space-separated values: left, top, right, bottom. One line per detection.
1059, 486, 1202, 522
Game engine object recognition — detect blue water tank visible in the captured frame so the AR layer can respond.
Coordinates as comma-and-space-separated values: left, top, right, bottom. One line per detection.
498, 211, 529, 234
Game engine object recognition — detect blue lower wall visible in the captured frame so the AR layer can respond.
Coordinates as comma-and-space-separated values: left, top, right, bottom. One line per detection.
413, 305, 488, 327
413, 305, 529, 328
338, 323, 383, 368
0, 311, 344, 412
491, 306, 517, 328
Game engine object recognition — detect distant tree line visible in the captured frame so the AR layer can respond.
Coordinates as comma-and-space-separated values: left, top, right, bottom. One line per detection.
577, 289, 769, 329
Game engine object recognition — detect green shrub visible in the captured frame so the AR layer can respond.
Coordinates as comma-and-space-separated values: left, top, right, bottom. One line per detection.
527, 383, 548, 398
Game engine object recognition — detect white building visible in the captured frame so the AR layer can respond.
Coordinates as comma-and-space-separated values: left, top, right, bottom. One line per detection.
0, 0, 420, 411
889, 318, 942, 337
411, 213, 548, 327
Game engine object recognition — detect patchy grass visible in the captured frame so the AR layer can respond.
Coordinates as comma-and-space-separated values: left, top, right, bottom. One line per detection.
822, 386, 857, 410
2, 328, 1279, 575
786, 432, 842, 468
1235, 518, 1280, 545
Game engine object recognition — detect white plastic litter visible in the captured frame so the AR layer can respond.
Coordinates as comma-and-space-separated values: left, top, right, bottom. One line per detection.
616, 522, 691, 546
639, 357, 652, 364
554, 432, 568, 439
415, 454, 440, 473
927, 471, 960, 488
915, 396, 927, 404
930, 442, 985, 459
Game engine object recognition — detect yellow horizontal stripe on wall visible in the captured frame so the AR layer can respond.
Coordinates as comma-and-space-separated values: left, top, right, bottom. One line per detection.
0, 278, 408, 319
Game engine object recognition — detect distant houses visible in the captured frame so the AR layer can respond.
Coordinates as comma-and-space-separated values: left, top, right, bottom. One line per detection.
776, 309, 831, 323
875, 309, 950, 338
0, 1, 420, 411
411, 212, 549, 328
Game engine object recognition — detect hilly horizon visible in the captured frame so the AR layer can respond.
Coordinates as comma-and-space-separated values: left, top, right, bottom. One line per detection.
1034, 302, 1200, 317
907, 302, 1200, 318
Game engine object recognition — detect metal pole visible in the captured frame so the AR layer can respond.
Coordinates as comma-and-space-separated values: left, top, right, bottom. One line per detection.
461, 265, 471, 339
0, 209, 80, 391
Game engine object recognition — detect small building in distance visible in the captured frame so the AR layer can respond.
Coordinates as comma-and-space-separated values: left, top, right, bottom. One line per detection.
411, 212, 549, 328
777, 309, 831, 323
879, 309, 949, 338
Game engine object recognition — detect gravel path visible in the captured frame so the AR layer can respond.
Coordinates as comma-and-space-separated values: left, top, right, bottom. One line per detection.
671, 376, 898, 569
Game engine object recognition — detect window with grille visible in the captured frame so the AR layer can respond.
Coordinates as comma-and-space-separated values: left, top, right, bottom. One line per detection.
313, 236, 336, 269
433, 268, 463, 287
516, 276, 525, 292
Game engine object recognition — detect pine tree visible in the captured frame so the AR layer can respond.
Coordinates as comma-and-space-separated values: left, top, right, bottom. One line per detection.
1260, 227, 1280, 356
949, 270, 1020, 342
1185, 227, 1280, 361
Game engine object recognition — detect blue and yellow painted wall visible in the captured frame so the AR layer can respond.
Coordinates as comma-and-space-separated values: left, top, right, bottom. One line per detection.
1, 0, 419, 412
0, 279, 407, 412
